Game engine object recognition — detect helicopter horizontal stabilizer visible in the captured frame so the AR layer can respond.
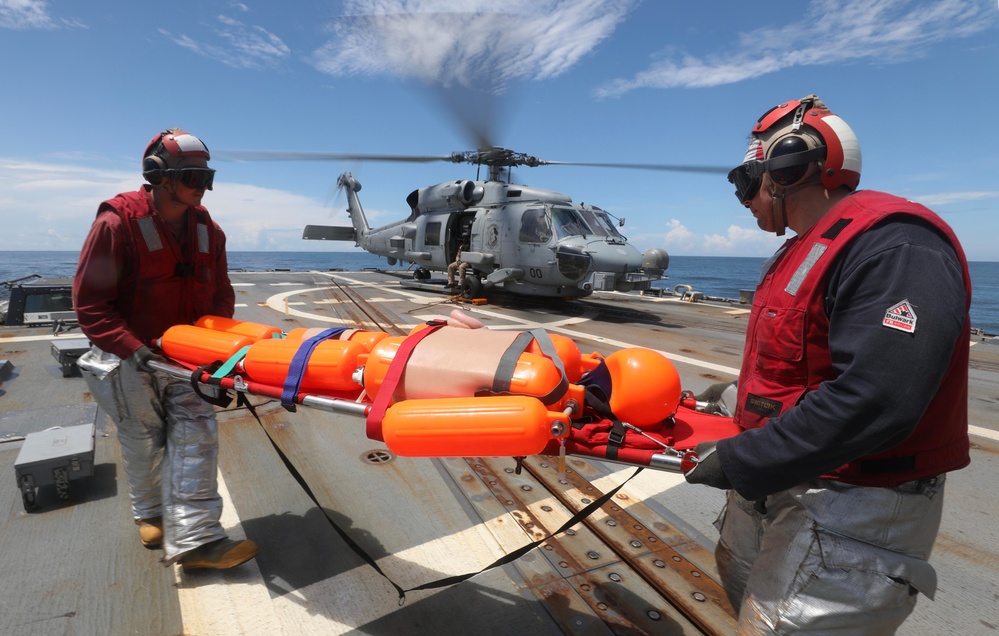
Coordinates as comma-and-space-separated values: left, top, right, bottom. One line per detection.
303, 225, 356, 241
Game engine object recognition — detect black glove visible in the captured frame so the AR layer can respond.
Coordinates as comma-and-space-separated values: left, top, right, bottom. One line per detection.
684, 441, 732, 490
131, 345, 168, 373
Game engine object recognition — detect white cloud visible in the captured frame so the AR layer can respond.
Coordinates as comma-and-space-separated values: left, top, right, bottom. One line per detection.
702, 224, 785, 255
310, 0, 636, 88
0, 159, 336, 252
634, 218, 786, 257
663, 218, 694, 246
596, 0, 995, 96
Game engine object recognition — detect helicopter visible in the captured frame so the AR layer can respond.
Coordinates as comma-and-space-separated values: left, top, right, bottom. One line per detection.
225, 145, 729, 299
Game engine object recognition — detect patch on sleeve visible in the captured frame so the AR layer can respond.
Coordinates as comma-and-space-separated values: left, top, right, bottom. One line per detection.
883, 300, 917, 333
743, 392, 783, 418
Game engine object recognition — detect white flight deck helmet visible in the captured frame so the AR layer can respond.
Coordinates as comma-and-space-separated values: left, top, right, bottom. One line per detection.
728, 95, 862, 234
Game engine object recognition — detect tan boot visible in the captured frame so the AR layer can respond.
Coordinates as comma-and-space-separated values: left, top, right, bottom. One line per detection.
179, 538, 258, 570
137, 517, 163, 549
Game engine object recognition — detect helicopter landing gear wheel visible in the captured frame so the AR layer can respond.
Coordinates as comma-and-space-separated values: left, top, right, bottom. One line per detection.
414, 268, 431, 281
460, 275, 483, 300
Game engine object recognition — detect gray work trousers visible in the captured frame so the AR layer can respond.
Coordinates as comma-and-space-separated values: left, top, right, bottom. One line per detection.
78, 346, 226, 563
715, 476, 944, 635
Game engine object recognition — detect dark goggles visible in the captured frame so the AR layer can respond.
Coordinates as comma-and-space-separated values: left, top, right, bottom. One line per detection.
727, 146, 826, 203
727, 163, 764, 203
165, 168, 216, 191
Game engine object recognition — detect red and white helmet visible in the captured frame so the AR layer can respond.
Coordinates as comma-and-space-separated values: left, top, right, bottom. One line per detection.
751, 95, 861, 192
142, 128, 212, 185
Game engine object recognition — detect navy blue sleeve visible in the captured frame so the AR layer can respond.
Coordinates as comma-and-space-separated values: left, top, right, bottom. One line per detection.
718, 218, 967, 500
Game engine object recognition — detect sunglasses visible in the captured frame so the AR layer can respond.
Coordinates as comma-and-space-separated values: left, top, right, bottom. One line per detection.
726, 146, 826, 203
164, 168, 216, 191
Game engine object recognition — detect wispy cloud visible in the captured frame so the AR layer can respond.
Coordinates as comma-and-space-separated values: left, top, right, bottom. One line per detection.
310, 0, 636, 88
908, 191, 999, 207
161, 15, 290, 70
595, 0, 995, 97
0, 0, 83, 29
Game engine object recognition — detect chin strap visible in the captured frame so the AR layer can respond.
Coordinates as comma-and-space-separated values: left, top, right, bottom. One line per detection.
770, 190, 788, 236
767, 171, 822, 236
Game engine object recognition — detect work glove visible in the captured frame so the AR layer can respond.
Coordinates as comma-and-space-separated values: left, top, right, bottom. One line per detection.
131, 345, 168, 373
684, 441, 732, 490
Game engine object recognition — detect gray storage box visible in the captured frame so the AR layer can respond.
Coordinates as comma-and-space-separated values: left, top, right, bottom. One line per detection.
50, 338, 90, 377
14, 423, 95, 510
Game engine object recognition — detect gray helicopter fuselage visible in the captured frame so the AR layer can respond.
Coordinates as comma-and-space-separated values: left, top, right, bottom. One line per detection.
309, 173, 667, 299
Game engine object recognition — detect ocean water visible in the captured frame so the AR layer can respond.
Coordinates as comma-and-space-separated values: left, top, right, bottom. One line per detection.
2, 250, 997, 335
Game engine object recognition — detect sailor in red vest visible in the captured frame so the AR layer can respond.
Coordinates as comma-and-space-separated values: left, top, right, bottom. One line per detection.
73, 129, 257, 570
684, 96, 971, 633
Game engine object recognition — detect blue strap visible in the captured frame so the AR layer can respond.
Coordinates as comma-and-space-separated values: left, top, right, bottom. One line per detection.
281, 327, 349, 409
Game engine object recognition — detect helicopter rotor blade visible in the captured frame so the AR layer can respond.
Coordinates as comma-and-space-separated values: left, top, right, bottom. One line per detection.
215, 149, 730, 175
215, 150, 455, 164
540, 160, 730, 175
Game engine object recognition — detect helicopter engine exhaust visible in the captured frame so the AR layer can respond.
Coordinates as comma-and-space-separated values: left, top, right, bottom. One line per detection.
460, 180, 484, 205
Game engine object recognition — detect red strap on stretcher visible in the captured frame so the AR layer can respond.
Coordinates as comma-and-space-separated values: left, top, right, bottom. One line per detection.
542, 404, 742, 466
365, 321, 447, 442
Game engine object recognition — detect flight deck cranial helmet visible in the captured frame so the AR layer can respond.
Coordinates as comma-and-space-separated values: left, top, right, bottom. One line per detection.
727, 95, 862, 205
142, 128, 216, 191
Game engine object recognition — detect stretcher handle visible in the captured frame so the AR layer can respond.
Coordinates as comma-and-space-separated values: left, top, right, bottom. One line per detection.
147, 359, 369, 417
593, 449, 699, 474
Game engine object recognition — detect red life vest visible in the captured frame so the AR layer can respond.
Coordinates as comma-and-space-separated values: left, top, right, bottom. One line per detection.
734, 190, 971, 486
100, 188, 225, 346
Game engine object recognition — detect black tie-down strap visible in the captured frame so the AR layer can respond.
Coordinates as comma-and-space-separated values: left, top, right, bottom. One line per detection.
190, 362, 232, 407
243, 392, 643, 606
189, 362, 261, 412
399, 466, 644, 602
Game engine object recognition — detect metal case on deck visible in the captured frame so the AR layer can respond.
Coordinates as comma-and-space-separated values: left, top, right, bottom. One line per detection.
14, 423, 96, 510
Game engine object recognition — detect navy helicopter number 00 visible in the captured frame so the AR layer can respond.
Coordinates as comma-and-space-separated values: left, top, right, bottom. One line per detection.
303, 149, 671, 299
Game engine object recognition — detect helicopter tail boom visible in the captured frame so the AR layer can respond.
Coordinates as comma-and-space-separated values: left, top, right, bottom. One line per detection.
338, 173, 371, 237
303, 225, 356, 241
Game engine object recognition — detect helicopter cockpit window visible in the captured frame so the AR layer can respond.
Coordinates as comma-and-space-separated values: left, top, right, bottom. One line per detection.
551, 206, 592, 239
580, 208, 625, 240
519, 207, 552, 243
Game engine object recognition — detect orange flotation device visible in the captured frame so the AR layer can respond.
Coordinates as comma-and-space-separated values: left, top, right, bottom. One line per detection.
195, 315, 282, 340
382, 395, 570, 457
157, 325, 256, 367
236, 337, 364, 394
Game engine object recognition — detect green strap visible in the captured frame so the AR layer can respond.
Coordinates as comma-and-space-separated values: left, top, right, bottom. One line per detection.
211, 344, 252, 379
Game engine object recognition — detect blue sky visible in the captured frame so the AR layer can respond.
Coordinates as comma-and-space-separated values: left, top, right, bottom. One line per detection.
2, 0, 997, 261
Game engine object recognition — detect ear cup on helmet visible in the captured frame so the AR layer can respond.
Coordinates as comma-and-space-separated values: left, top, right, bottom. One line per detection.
142, 154, 167, 185
769, 136, 811, 186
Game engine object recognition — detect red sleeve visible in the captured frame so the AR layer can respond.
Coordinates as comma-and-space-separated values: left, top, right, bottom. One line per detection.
72, 210, 145, 359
